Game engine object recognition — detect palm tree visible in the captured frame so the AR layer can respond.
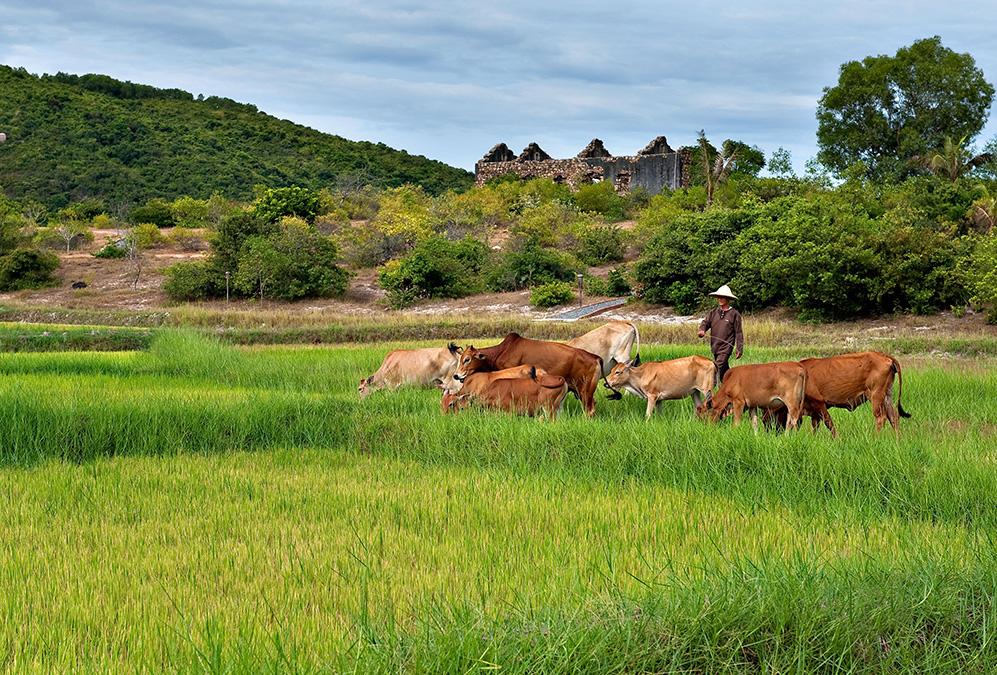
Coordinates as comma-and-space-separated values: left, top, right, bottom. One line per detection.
969, 185, 996, 232
698, 131, 739, 207
922, 136, 992, 182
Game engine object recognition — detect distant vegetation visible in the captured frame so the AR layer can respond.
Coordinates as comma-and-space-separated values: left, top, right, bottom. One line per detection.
1, 37, 997, 323
0, 65, 473, 210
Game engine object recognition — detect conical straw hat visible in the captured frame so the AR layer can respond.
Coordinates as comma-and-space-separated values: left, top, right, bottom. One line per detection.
708, 284, 737, 300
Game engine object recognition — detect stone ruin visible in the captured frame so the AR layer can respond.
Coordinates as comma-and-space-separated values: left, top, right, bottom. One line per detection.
474, 136, 691, 194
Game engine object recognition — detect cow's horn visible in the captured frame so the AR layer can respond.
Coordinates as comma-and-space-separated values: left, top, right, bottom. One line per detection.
631, 353, 642, 367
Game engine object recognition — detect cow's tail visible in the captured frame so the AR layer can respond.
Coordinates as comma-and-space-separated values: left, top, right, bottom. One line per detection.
891, 357, 911, 418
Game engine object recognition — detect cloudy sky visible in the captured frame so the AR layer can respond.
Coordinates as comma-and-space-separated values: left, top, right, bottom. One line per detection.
2, 1, 996, 172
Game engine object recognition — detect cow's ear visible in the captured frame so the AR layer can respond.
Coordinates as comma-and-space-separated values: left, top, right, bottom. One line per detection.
631, 353, 642, 367
447, 342, 459, 354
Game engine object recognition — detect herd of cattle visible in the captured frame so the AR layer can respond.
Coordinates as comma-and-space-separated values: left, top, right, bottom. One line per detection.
358, 321, 911, 435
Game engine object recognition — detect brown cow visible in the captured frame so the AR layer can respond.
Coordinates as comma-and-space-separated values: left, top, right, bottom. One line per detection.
699, 361, 807, 431
764, 351, 909, 435
441, 366, 569, 418
359, 343, 459, 398
606, 354, 715, 419
451, 333, 604, 416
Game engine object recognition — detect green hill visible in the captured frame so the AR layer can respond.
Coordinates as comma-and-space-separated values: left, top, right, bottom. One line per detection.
0, 66, 473, 209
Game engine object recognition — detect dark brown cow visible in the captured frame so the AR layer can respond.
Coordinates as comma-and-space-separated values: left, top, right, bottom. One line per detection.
699, 361, 807, 431
452, 333, 604, 416
765, 351, 909, 435
441, 366, 569, 418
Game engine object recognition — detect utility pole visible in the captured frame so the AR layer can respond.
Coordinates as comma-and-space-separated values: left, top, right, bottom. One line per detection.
576, 273, 584, 307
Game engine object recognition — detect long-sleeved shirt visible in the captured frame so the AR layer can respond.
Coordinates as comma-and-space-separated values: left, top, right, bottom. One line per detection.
699, 307, 744, 355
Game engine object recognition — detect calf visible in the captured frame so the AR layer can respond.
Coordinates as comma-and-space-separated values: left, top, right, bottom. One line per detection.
606, 354, 715, 419
699, 362, 807, 431
441, 366, 569, 418
359, 343, 459, 398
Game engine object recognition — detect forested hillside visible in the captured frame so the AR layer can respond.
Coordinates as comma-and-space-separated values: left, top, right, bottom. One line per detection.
0, 66, 473, 209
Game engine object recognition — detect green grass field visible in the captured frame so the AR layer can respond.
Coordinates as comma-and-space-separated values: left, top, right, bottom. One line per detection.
1, 331, 996, 672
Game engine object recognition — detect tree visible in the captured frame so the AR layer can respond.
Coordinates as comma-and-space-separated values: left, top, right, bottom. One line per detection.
129, 198, 176, 228
768, 148, 794, 177
698, 131, 740, 207
51, 220, 92, 252
817, 37, 995, 179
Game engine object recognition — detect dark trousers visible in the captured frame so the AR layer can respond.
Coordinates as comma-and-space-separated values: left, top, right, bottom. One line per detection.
713, 349, 732, 387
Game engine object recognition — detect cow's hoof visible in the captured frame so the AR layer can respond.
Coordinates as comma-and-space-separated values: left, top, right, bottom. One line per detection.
606, 392, 623, 401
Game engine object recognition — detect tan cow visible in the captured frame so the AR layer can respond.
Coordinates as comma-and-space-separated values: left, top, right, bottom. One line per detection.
699, 362, 807, 431
567, 320, 640, 400
359, 343, 460, 398
606, 354, 715, 419
441, 366, 569, 418
567, 320, 640, 376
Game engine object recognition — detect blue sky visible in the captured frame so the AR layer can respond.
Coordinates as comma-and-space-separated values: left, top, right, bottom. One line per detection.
2, 1, 996, 173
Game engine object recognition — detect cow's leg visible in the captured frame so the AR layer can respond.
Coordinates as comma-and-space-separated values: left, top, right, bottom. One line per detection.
750, 409, 759, 434
578, 371, 599, 417
691, 389, 705, 411
645, 395, 657, 420
731, 401, 745, 426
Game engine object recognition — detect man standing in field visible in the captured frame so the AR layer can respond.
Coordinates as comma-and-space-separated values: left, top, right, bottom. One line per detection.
697, 284, 744, 386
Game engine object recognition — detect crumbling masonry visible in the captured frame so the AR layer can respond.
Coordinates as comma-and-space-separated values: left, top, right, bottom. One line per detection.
474, 136, 691, 194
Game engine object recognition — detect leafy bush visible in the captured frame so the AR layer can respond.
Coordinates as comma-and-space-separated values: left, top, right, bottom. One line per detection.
0, 248, 59, 290
233, 222, 349, 300
168, 227, 206, 251
170, 196, 210, 228
131, 223, 165, 249
378, 236, 488, 308
576, 223, 625, 265
163, 261, 217, 301
485, 246, 580, 291
575, 181, 627, 220
606, 266, 632, 296
968, 234, 997, 322
129, 198, 175, 228
93, 242, 127, 258
530, 281, 575, 308
252, 186, 320, 224
583, 275, 608, 297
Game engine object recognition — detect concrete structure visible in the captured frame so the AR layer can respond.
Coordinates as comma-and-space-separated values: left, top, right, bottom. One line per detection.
474, 136, 691, 194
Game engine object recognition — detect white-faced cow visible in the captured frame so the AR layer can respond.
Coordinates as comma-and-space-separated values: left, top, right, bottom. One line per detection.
606, 354, 715, 419
358, 343, 460, 398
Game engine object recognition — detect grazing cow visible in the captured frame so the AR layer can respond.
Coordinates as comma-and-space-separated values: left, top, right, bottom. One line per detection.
359, 343, 460, 398
441, 365, 569, 418
606, 354, 716, 419
699, 361, 807, 431
452, 333, 604, 416
765, 351, 909, 435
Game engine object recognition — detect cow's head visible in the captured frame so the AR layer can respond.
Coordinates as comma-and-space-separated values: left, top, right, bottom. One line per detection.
358, 377, 371, 399
606, 354, 641, 390
696, 392, 729, 422
452, 345, 491, 383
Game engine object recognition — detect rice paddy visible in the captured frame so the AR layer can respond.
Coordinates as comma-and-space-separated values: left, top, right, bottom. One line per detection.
1, 330, 995, 672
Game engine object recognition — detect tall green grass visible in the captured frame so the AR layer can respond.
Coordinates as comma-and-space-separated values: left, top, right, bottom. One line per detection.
0, 331, 995, 671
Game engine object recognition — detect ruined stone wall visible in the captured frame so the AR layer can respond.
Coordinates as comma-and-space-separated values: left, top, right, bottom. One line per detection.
475, 150, 690, 194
